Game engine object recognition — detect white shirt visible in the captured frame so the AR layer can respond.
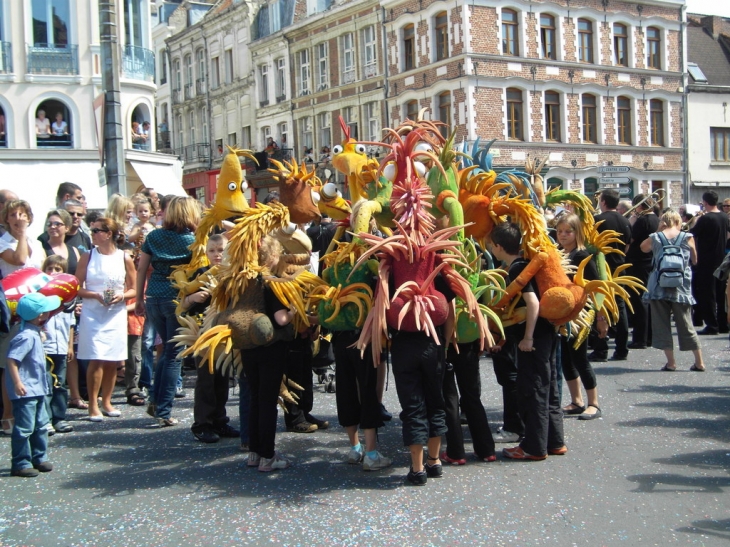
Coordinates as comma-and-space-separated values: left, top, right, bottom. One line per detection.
0, 231, 46, 278
52, 120, 68, 135
35, 117, 50, 136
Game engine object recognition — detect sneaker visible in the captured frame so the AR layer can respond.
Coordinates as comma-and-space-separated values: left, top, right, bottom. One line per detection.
286, 421, 317, 433
258, 451, 291, 472
347, 444, 365, 464
45, 424, 56, 436
192, 429, 220, 443
247, 452, 261, 467
11, 467, 39, 478
424, 461, 443, 478
587, 351, 608, 363
33, 461, 53, 473
362, 451, 392, 471
175, 387, 186, 398
405, 467, 427, 486
493, 428, 522, 443
502, 446, 547, 461
380, 403, 393, 422
440, 451, 466, 465
548, 445, 568, 456
476, 453, 497, 462
54, 421, 74, 433
305, 414, 329, 430
213, 423, 240, 438
157, 417, 179, 427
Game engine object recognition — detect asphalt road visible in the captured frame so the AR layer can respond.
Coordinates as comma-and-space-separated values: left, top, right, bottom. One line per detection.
1, 331, 729, 546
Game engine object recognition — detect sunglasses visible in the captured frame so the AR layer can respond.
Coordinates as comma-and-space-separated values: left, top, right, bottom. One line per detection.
69, 212, 84, 217
723, 205, 730, 208
91, 228, 109, 234
46, 222, 64, 228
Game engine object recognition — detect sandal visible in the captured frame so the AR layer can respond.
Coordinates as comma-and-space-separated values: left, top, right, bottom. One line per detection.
127, 394, 146, 406
68, 398, 89, 410
1, 418, 14, 435
562, 402, 586, 415
660, 364, 677, 371
689, 364, 706, 372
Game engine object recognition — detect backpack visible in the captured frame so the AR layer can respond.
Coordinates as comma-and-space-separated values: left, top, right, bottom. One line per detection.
655, 231, 687, 289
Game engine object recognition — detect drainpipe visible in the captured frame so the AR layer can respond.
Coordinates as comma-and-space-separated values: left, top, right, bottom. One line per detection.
679, 3, 689, 203
381, 6, 390, 126
204, 34, 212, 170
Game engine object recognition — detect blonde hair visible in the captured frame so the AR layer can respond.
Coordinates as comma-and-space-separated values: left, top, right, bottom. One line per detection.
46, 208, 72, 230
105, 194, 134, 226
1, 200, 34, 226
660, 210, 682, 228
163, 196, 201, 233
258, 235, 282, 271
555, 213, 586, 250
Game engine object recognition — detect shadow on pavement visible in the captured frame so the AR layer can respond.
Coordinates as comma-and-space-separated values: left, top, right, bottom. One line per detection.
677, 518, 730, 541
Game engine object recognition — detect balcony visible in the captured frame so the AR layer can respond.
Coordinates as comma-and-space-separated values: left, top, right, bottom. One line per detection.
342, 69, 355, 84
37, 134, 73, 148
0, 42, 12, 74
156, 131, 172, 153
122, 45, 155, 82
172, 89, 182, 104
364, 63, 377, 79
276, 94, 287, 103
27, 44, 78, 75
184, 83, 194, 100
195, 78, 206, 95
178, 143, 211, 164
260, 99, 269, 108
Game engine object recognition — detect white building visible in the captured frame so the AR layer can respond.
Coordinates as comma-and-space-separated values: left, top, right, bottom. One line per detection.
0, 0, 184, 237
686, 14, 730, 202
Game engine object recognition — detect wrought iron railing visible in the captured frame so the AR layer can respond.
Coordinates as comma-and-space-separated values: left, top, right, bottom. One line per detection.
37, 135, 73, 148
184, 83, 193, 100
196, 78, 205, 95
342, 69, 355, 84
172, 89, 182, 104
27, 44, 78, 75
364, 63, 377, 79
157, 131, 172, 151
122, 45, 155, 82
177, 143, 211, 164
0, 42, 12, 74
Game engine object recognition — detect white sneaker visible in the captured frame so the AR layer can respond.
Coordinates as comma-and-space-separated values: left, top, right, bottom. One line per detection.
347, 444, 365, 464
258, 451, 291, 472
247, 452, 260, 467
45, 424, 56, 436
362, 451, 392, 471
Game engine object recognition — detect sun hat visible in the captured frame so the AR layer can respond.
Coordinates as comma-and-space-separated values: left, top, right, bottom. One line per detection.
16, 293, 62, 321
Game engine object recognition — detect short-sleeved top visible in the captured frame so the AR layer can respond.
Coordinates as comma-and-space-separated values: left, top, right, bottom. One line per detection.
0, 231, 46, 279
626, 213, 660, 270
52, 121, 67, 135
503, 258, 554, 342
43, 311, 74, 355
141, 228, 194, 299
35, 118, 50, 135
594, 211, 632, 273
566, 248, 599, 282
642, 231, 695, 305
5, 324, 49, 400
690, 211, 730, 270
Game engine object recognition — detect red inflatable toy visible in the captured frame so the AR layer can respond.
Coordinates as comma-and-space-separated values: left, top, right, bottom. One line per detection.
1, 267, 79, 317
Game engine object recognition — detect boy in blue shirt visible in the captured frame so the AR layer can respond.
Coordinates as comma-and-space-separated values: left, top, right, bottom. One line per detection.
6, 292, 62, 477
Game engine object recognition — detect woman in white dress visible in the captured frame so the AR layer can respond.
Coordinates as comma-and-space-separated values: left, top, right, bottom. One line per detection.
76, 217, 136, 421
0, 200, 46, 435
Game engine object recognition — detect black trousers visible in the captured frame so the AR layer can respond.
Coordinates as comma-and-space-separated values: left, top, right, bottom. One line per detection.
242, 343, 288, 459
694, 267, 719, 330
333, 331, 383, 430
628, 266, 652, 346
443, 343, 495, 459
560, 336, 596, 390
283, 336, 314, 427
191, 357, 231, 434
491, 339, 524, 436
593, 296, 629, 357
391, 331, 447, 447
516, 331, 564, 457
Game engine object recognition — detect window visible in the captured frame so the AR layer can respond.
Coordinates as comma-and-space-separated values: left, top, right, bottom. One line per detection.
224, 49, 233, 84
211, 56, 220, 88
578, 19, 593, 63
502, 10, 519, 56
365, 102, 379, 141
300, 116, 313, 149
124, 0, 145, 48
617, 96, 632, 144
173, 58, 181, 90
544, 91, 561, 141
184, 54, 193, 97
711, 128, 730, 162
201, 107, 208, 144
647, 27, 661, 69
228, 132, 237, 147
341, 33, 355, 83
159, 49, 167, 85
506, 88, 523, 141
299, 49, 311, 95
613, 24, 628, 66
363, 26, 377, 78
176, 114, 183, 148
215, 137, 223, 156
581, 94, 597, 143
241, 125, 251, 149
343, 106, 357, 139
650, 99, 664, 146
275, 58, 286, 100
405, 100, 418, 120
435, 12, 449, 61
279, 122, 288, 147
319, 112, 331, 148
32, 0, 70, 47
438, 92, 451, 138
259, 64, 269, 106
196, 49, 205, 82
35, 99, 72, 148
403, 24, 415, 71
540, 14, 556, 60
316, 44, 328, 91
0, 106, 5, 148
189, 110, 196, 146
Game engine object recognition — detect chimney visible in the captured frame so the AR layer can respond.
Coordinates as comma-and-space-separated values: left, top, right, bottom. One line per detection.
701, 15, 724, 39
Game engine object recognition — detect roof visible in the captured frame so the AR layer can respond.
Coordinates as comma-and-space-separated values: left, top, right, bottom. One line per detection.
687, 24, 730, 86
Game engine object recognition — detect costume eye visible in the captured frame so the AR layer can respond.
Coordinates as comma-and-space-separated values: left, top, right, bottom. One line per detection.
283, 223, 296, 234
228, 182, 237, 191
414, 142, 433, 154
311, 190, 321, 204
355, 144, 367, 154
322, 182, 337, 199
414, 161, 427, 177
332, 145, 343, 155
241, 181, 248, 191
383, 163, 396, 182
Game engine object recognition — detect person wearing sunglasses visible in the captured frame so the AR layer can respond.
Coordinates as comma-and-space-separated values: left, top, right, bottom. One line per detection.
40, 209, 80, 276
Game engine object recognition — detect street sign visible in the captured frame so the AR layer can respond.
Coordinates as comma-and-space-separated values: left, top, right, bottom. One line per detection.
599, 176, 632, 184
598, 166, 630, 174
617, 187, 631, 195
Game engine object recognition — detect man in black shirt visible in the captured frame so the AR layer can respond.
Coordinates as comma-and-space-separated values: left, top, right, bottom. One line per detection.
591, 189, 632, 361
690, 191, 730, 334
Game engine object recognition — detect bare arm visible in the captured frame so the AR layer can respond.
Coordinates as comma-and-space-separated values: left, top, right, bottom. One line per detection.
687, 235, 697, 266
640, 236, 652, 254
75, 252, 104, 304
519, 291, 539, 352
135, 252, 151, 316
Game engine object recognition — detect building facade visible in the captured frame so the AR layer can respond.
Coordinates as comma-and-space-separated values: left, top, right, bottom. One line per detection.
0, 0, 184, 233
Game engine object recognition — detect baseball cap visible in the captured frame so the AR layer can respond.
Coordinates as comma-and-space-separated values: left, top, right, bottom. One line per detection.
16, 293, 62, 321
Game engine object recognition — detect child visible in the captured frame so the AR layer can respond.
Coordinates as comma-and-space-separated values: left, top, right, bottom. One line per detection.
185, 235, 243, 444
119, 242, 146, 407
489, 223, 565, 460
42, 256, 75, 434
6, 292, 63, 477
128, 198, 156, 249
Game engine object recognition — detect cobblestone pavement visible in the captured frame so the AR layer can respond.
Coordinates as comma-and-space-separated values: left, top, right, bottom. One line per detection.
1, 331, 729, 546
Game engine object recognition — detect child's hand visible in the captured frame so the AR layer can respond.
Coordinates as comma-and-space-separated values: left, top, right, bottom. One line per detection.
135, 300, 146, 317
14, 381, 27, 397
488, 345, 502, 353
67, 347, 74, 361
187, 291, 209, 304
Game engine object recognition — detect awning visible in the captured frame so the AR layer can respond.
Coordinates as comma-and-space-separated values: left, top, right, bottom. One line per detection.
129, 161, 187, 197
